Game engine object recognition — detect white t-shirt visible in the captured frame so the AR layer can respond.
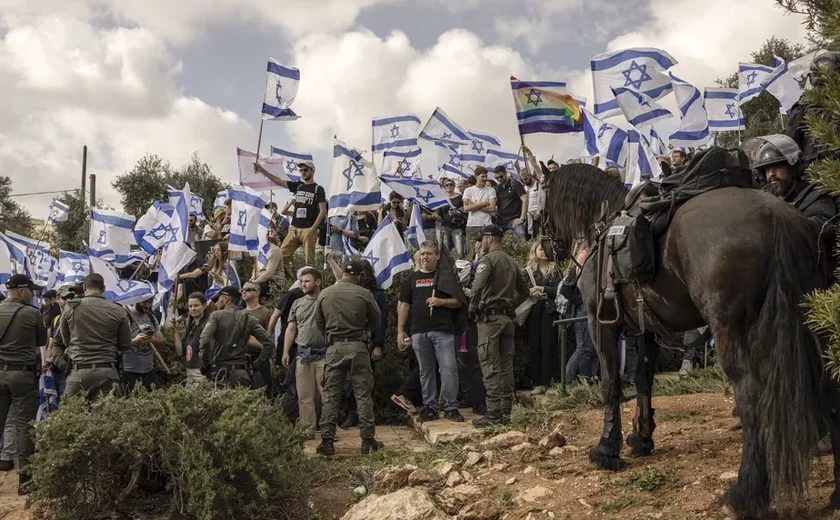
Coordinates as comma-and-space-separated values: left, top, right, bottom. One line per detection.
463, 186, 496, 227
525, 180, 544, 214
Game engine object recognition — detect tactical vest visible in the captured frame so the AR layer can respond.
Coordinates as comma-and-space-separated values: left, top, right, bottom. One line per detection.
0, 302, 25, 344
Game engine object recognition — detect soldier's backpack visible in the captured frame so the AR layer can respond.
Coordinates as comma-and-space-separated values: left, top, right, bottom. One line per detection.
606, 212, 656, 285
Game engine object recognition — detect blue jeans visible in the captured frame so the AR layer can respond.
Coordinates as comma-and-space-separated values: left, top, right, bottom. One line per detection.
412, 330, 459, 413
437, 226, 465, 259
498, 220, 526, 238
566, 306, 598, 382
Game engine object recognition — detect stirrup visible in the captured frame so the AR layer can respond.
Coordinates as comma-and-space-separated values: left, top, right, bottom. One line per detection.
597, 291, 623, 326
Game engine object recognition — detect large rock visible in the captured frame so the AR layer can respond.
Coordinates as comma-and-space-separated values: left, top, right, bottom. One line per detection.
438, 484, 484, 512
464, 451, 482, 468
341, 487, 451, 520
433, 460, 459, 477
446, 471, 464, 488
480, 431, 528, 449
538, 431, 567, 450
408, 469, 434, 486
511, 442, 542, 463
459, 498, 503, 520
374, 464, 419, 492
517, 486, 551, 504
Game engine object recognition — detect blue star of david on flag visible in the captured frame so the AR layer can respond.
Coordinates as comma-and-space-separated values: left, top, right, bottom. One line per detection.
237, 210, 247, 230
390, 125, 400, 139
398, 159, 412, 173
621, 61, 653, 89
471, 140, 484, 154
97, 230, 107, 245
116, 279, 133, 293
414, 187, 435, 204
442, 132, 453, 139
597, 123, 610, 139
525, 89, 543, 107
342, 160, 365, 190
72, 261, 85, 273
163, 225, 180, 248
725, 103, 737, 118
449, 153, 461, 167
275, 82, 283, 104
362, 249, 379, 270
746, 71, 758, 86
504, 161, 514, 171
285, 159, 298, 174
148, 224, 168, 240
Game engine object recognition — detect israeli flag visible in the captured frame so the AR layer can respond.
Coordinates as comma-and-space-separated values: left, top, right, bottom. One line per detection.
738, 62, 774, 104
328, 138, 381, 218
158, 184, 197, 292
110, 251, 147, 269
485, 148, 525, 173
612, 87, 673, 129
36, 360, 58, 421
581, 107, 628, 168
362, 215, 412, 290
761, 57, 803, 114
58, 250, 89, 284
0, 232, 31, 288
372, 115, 421, 152
89, 208, 134, 261
238, 148, 290, 191
188, 193, 204, 221
133, 201, 175, 255
4, 231, 53, 283
406, 203, 424, 251
573, 95, 587, 107
380, 175, 452, 211
436, 143, 467, 179
228, 186, 267, 255
88, 253, 156, 306
626, 130, 662, 187
262, 58, 300, 121
648, 127, 669, 156
47, 201, 69, 226
271, 146, 311, 182
590, 48, 677, 117
342, 217, 360, 257
257, 208, 273, 268
704, 88, 745, 132
419, 107, 472, 146
382, 148, 423, 178
459, 131, 499, 176
214, 189, 230, 212
669, 73, 711, 148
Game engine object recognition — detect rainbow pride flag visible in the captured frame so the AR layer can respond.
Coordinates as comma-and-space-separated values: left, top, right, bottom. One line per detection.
510, 76, 583, 135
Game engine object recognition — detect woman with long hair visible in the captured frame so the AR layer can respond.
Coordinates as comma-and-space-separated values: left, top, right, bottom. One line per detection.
171, 292, 211, 385
207, 242, 232, 287
524, 240, 561, 395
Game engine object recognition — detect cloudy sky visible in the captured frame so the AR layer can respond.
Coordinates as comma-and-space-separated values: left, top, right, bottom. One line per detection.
0, 0, 808, 217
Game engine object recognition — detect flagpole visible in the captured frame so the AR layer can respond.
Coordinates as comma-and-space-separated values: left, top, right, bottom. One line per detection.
255, 119, 265, 160
779, 112, 786, 132
519, 135, 532, 178
736, 105, 743, 147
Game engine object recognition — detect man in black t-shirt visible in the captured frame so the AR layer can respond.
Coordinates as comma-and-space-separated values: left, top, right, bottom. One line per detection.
255, 159, 327, 280
492, 165, 527, 238
397, 241, 464, 423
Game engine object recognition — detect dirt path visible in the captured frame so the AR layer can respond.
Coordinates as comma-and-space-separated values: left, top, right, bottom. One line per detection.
0, 470, 30, 520
314, 392, 840, 520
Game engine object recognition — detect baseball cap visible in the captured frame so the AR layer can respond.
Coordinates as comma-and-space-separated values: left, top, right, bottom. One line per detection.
6, 274, 43, 290
297, 160, 315, 171
343, 259, 364, 276
218, 286, 241, 299
482, 225, 504, 239
56, 285, 76, 300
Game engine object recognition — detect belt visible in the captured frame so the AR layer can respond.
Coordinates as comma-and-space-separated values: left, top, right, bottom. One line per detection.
0, 364, 35, 372
484, 309, 512, 316
330, 337, 365, 344
212, 364, 248, 371
74, 363, 117, 370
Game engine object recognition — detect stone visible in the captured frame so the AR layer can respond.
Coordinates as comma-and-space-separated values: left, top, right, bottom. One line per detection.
548, 447, 564, 457
438, 484, 483, 510
459, 498, 503, 520
480, 431, 528, 449
446, 470, 464, 487
408, 469, 434, 486
341, 487, 450, 520
523, 466, 535, 475
491, 463, 508, 472
374, 464, 419, 492
511, 442, 542, 463
461, 471, 475, 483
434, 461, 459, 477
518, 486, 551, 504
505, 476, 517, 485
353, 486, 367, 498
482, 450, 494, 463
538, 431, 567, 449
464, 451, 482, 468
719, 471, 739, 481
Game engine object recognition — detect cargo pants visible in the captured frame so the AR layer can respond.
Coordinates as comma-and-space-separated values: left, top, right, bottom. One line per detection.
320, 341, 375, 441
0, 371, 38, 473
476, 315, 515, 419
65, 368, 120, 402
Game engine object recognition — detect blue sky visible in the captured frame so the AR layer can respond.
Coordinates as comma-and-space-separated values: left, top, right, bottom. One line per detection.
0, 0, 807, 215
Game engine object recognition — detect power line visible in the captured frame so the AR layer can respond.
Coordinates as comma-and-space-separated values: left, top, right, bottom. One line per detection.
9, 189, 85, 198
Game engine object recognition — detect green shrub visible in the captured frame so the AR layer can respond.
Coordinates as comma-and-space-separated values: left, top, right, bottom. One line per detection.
29, 386, 314, 520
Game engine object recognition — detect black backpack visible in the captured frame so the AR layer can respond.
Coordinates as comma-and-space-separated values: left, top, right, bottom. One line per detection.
606, 212, 656, 285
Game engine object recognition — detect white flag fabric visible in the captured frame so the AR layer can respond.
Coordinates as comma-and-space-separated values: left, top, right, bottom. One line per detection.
590, 47, 677, 117
4, 231, 53, 285
47, 201, 69, 226
0, 232, 31, 291
238, 148, 290, 191
761, 57, 803, 114
626, 130, 662, 187
228, 186, 267, 254
418, 107, 472, 146
262, 58, 300, 121
581, 108, 628, 168
133, 201, 175, 255
270, 146, 311, 182
379, 174, 453, 210
328, 138, 381, 218
89, 209, 134, 261
88, 253, 156, 306
362, 215, 412, 290
188, 193, 204, 221
382, 148, 423, 178
612, 87, 673, 129
459, 131, 499, 176
738, 62, 774, 104
58, 250, 89, 285
406, 203, 424, 251
704, 88, 745, 132
257, 208, 273, 268
669, 73, 711, 148
214, 190, 230, 212
372, 115, 421, 152
485, 149, 525, 173
158, 184, 197, 292
648, 127, 669, 156
436, 143, 467, 179
788, 49, 828, 81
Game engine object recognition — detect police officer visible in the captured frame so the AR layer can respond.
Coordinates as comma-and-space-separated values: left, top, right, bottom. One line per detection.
469, 225, 528, 427
0, 274, 47, 493
198, 287, 274, 387
314, 260, 383, 456
59, 273, 132, 401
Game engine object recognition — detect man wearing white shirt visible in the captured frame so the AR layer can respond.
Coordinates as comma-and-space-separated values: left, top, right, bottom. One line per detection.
462, 168, 497, 261
520, 169, 544, 239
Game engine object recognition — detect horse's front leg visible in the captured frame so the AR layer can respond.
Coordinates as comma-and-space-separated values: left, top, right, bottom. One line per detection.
626, 332, 658, 457
589, 323, 623, 471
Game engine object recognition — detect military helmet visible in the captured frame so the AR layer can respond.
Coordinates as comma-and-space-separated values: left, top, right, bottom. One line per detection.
750, 134, 802, 172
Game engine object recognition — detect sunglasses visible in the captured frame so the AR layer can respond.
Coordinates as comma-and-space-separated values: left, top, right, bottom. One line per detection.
444, 183, 455, 188
298, 166, 311, 172
242, 287, 258, 292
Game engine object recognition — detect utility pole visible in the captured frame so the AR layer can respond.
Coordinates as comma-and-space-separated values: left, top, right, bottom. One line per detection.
89, 174, 96, 208
81, 145, 87, 195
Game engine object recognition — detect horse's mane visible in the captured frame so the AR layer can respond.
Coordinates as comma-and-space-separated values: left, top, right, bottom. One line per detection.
544, 163, 628, 243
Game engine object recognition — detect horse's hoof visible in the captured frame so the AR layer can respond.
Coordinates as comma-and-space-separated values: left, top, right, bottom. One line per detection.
626, 433, 655, 457
723, 484, 768, 520
589, 447, 623, 471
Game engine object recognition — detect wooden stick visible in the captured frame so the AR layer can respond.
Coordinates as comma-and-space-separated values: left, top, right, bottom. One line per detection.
151, 344, 171, 374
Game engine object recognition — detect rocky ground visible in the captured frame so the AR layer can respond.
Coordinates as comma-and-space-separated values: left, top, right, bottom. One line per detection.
312, 391, 840, 520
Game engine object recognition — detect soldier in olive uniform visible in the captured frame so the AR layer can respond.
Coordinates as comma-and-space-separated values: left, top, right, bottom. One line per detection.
198, 287, 274, 387
59, 273, 132, 401
314, 260, 383, 456
0, 274, 47, 493
469, 225, 528, 427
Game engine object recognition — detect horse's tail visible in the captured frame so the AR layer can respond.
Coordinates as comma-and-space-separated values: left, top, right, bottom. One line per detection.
757, 210, 826, 500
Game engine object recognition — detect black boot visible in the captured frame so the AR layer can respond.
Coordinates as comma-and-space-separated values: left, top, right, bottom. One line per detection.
316, 439, 335, 456
17, 472, 31, 496
340, 411, 358, 430
361, 438, 384, 455
472, 414, 504, 428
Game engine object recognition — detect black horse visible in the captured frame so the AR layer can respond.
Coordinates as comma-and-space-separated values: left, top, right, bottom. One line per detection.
542, 162, 839, 518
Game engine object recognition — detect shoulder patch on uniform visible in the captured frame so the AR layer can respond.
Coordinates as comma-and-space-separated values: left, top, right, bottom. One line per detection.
476, 263, 489, 274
